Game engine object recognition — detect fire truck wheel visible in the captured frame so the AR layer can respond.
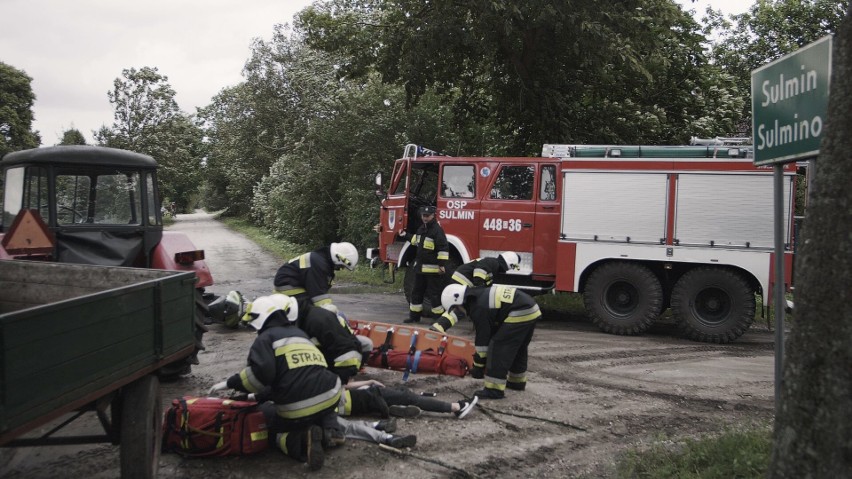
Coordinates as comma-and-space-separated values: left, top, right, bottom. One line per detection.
671, 267, 755, 343
583, 262, 663, 335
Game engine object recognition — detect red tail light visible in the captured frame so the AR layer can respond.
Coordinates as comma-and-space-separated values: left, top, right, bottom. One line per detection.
175, 250, 205, 264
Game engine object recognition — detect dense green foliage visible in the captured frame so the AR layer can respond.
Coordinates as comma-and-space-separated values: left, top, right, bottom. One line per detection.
58, 128, 87, 145
95, 67, 204, 213
707, 0, 848, 134
0, 62, 41, 157
297, 0, 743, 154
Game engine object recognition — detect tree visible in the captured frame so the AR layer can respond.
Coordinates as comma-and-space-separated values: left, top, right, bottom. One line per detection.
96, 67, 204, 212
0, 62, 40, 157
709, 0, 847, 135
59, 128, 87, 145
297, 0, 741, 153
768, 10, 852, 477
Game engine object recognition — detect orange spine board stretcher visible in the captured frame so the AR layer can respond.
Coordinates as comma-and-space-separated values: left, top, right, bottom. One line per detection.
349, 319, 475, 361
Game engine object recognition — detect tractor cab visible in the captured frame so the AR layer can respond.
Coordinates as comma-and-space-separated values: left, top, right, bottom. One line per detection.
1, 146, 164, 267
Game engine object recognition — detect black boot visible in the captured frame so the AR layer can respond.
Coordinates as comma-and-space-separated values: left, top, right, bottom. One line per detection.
473, 388, 505, 400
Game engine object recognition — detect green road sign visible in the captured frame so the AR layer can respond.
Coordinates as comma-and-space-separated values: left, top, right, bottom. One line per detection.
752, 35, 832, 165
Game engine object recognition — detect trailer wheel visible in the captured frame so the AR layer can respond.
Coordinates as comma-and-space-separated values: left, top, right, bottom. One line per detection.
671, 267, 754, 343
584, 262, 663, 335
120, 375, 162, 479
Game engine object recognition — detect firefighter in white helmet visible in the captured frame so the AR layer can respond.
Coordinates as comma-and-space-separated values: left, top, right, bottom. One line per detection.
432, 251, 522, 332
273, 241, 358, 313
440, 283, 541, 400
207, 294, 344, 470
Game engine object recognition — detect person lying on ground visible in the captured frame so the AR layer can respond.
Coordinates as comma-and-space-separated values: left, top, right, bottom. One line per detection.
342, 379, 477, 419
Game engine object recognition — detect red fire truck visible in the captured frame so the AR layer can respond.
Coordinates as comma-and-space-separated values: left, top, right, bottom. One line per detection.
367, 142, 796, 343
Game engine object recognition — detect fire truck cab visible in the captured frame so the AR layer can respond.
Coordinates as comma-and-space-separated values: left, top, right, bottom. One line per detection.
369, 142, 796, 343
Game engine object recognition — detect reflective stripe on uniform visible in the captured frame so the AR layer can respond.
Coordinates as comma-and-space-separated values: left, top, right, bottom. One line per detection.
297, 253, 312, 268
409, 303, 423, 313
421, 264, 441, 273
275, 378, 342, 419
274, 337, 328, 368
475, 346, 488, 355
489, 285, 517, 308
423, 238, 435, 250
333, 350, 363, 369
274, 287, 307, 296
312, 294, 332, 306
473, 268, 489, 281
505, 305, 541, 323
339, 390, 352, 416
507, 372, 527, 384
430, 304, 445, 315
437, 251, 449, 260
239, 367, 265, 393
484, 376, 507, 390
277, 432, 290, 454
443, 311, 458, 327
451, 272, 474, 287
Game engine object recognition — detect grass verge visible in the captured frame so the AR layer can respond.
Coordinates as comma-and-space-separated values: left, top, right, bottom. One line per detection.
614, 425, 772, 479
218, 216, 403, 293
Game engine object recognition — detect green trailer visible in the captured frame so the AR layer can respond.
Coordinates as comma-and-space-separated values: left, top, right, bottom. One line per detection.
0, 260, 198, 478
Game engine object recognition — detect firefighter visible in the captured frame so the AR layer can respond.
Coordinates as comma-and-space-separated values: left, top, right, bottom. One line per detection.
441, 283, 541, 399
405, 205, 449, 323
431, 252, 522, 332
273, 241, 359, 313
207, 294, 345, 470
298, 303, 364, 384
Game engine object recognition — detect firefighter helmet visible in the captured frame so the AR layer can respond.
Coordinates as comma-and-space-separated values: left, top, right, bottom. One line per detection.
499, 251, 521, 271
330, 242, 359, 271
242, 294, 298, 331
441, 284, 467, 312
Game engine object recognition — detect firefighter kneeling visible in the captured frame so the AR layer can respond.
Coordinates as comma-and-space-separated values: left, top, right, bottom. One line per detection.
441, 283, 541, 399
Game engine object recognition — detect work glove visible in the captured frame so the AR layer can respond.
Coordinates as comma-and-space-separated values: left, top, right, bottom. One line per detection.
470, 365, 485, 379
208, 381, 228, 396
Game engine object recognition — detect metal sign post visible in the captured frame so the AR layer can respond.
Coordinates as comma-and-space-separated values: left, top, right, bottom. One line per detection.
751, 35, 832, 414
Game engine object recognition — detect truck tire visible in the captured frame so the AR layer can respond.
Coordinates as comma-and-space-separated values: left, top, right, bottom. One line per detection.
583, 262, 663, 335
120, 375, 162, 479
671, 267, 754, 343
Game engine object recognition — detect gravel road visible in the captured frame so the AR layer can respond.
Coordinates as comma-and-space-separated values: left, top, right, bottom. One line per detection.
1, 211, 777, 479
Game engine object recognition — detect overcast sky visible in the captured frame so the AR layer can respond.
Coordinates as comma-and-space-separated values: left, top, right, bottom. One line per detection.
1, 0, 314, 145
2, 0, 750, 147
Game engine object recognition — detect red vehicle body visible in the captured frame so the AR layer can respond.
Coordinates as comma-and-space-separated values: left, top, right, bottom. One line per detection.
368, 143, 796, 343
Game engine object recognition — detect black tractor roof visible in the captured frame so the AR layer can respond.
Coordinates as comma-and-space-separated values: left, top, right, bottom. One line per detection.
1, 146, 157, 169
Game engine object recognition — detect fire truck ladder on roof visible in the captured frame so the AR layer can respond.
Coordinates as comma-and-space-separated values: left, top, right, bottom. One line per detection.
542, 139, 753, 160
689, 136, 750, 146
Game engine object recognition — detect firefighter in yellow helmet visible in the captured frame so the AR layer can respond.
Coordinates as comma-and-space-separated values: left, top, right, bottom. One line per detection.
441, 283, 541, 399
